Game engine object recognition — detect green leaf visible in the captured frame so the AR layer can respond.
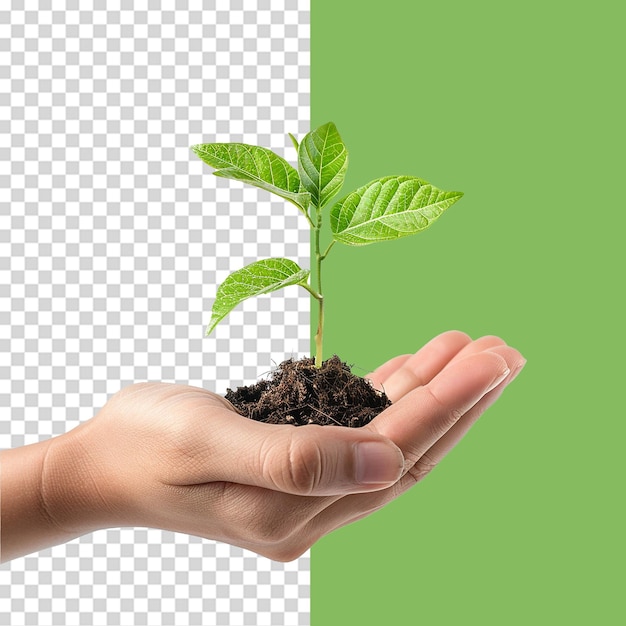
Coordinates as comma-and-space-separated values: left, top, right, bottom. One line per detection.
206, 258, 310, 336
298, 121, 348, 209
191, 143, 311, 214
330, 176, 463, 246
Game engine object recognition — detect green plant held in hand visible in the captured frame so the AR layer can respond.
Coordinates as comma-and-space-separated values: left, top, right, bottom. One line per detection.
191, 122, 463, 368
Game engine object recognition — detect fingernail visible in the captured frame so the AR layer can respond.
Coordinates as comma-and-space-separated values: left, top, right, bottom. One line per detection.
508, 359, 527, 383
355, 441, 403, 485
485, 367, 511, 394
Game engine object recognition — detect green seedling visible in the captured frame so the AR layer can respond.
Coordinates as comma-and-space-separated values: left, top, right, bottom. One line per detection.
192, 122, 463, 368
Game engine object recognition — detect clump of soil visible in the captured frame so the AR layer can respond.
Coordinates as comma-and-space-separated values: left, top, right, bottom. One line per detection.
225, 355, 391, 427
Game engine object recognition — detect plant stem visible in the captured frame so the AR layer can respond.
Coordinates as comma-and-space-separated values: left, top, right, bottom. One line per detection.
307, 204, 336, 367
314, 205, 325, 368
302, 279, 323, 366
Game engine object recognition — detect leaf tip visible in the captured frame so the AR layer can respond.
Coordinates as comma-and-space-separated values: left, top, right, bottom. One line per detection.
190, 144, 208, 162
205, 317, 220, 337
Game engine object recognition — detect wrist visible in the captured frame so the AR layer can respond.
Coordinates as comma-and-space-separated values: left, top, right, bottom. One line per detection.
40, 421, 124, 538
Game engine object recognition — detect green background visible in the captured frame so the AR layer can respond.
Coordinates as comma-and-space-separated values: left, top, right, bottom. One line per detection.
311, 1, 624, 624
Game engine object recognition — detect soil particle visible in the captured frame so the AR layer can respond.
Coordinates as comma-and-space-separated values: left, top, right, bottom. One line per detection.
225, 355, 391, 427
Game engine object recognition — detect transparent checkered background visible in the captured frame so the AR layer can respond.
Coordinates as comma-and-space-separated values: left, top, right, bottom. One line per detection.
0, 1, 310, 624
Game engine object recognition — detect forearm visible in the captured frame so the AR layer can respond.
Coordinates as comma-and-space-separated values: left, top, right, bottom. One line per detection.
1, 439, 76, 562
0, 426, 113, 563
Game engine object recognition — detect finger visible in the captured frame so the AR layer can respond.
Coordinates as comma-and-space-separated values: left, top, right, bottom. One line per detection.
364, 351, 510, 465
173, 409, 406, 496
444, 334, 508, 367
367, 330, 473, 402
207, 348, 523, 561
364, 354, 412, 390
175, 351, 523, 562
295, 349, 526, 541
414, 346, 526, 472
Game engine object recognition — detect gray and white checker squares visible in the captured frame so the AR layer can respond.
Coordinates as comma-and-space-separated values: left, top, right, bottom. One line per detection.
1, 2, 311, 625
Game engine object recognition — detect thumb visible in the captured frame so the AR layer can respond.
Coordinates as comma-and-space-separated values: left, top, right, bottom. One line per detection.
202, 412, 405, 496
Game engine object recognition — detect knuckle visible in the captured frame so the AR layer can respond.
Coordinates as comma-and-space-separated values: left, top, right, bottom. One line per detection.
282, 435, 324, 495
397, 364, 427, 389
421, 384, 448, 414
422, 386, 463, 434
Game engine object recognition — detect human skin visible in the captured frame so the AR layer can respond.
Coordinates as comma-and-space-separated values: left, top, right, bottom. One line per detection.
0, 331, 525, 563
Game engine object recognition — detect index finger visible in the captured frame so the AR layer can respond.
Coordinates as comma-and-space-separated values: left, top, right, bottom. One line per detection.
366, 330, 472, 401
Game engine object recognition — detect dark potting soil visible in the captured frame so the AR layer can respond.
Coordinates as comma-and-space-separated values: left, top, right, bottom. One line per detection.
225, 355, 391, 427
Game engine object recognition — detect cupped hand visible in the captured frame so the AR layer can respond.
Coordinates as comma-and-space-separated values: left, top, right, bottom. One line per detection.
43, 332, 525, 561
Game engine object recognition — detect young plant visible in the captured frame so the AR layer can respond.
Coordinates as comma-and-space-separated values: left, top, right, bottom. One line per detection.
191, 122, 463, 368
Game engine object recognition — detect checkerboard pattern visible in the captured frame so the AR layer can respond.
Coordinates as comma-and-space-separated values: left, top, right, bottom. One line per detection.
1, 1, 311, 624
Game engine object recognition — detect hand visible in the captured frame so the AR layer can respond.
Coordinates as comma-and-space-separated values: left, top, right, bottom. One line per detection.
1, 332, 525, 562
